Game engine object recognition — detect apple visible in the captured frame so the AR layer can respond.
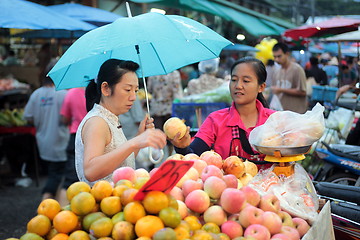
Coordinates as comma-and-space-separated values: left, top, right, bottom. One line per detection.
149, 167, 158, 177
176, 167, 199, 188
243, 160, 258, 177
262, 211, 283, 235
271, 233, 291, 240
177, 200, 188, 219
203, 176, 227, 199
220, 188, 246, 214
260, 194, 281, 213
182, 153, 200, 161
185, 189, 210, 213
166, 153, 184, 161
134, 168, 150, 179
223, 174, 238, 188
201, 165, 223, 182
192, 159, 208, 175
280, 226, 300, 240
163, 117, 187, 139
203, 205, 227, 226
292, 217, 310, 237
221, 220, 243, 239
222, 156, 245, 178
240, 173, 253, 186
200, 150, 223, 169
228, 213, 239, 222
241, 186, 261, 207
244, 224, 271, 240
182, 179, 203, 197
238, 205, 264, 228
112, 167, 136, 184
278, 211, 294, 227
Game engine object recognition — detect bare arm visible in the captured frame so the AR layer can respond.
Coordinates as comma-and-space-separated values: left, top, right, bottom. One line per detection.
82, 117, 166, 182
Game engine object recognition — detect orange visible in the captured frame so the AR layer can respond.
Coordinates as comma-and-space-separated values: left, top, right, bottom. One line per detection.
184, 215, 202, 231
201, 222, 220, 233
37, 199, 61, 220
136, 237, 151, 240
111, 221, 135, 240
114, 179, 133, 188
27, 214, 51, 237
191, 230, 213, 240
142, 191, 169, 214
174, 225, 190, 240
112, 185, 129, 197
82, 212, 106, 232
66, 182, 91, 202
53, 210, 79, 234
70, 192, 96, 216
167, 194, 178, 210
46, 227, 58, 240
90, 180, 113, 202
51, 233, 69, 240
153, 227, 176, 240
100, 196, 122, 217
97, 238, 113, 240
120, 188, 138, 206
123, 201, 146, 224
111, 212, 125, 225
68, 230, 90, 240
159, 207, 181, 228
19, 233, 44, 240
134, 215, 164, 238
89, 217, 113, 238
218, 233, 231, 240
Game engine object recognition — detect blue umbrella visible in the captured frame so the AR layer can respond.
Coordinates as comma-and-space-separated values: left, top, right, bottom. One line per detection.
0, 0, 95, 30
47, 3, 123, 27
222, 43, 259, 52
48, 12, 232, 90
11, 29, 88, 39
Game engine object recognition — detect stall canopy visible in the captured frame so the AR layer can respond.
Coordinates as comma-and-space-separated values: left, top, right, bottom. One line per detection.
130, 0, 295, 36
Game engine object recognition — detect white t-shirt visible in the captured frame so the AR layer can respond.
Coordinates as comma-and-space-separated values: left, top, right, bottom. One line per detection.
24, 86, 69, 162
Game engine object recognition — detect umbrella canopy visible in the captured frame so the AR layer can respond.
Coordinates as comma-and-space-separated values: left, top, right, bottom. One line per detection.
48, 12, 232, 90
47, 3, 123, 26
0, 0, 95, 30
283, 17, 360, 40
324, 30, 360, 42
222, 43, 259, 52
11, 29, 88, 39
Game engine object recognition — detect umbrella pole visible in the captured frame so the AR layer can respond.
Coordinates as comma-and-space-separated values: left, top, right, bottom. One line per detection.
135, 44, 164, 165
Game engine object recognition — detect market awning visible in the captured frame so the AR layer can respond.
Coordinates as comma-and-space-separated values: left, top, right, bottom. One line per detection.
130, 0, 295, 36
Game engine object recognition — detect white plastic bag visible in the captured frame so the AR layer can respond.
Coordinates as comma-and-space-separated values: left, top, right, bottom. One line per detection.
249, 103, 325, 147
269, 94, 283, 111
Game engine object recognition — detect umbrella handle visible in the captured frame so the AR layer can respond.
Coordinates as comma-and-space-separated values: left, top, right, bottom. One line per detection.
148, 147, 164, 164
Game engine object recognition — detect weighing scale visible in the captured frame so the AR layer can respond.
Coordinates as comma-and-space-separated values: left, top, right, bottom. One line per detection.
253, 145, 312, 177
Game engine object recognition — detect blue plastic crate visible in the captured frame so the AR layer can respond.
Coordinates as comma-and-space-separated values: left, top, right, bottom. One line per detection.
311, 86, 338, 102
172, 102, 229, 130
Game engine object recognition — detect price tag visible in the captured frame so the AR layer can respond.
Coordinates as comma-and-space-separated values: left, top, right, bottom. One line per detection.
134, 160, 194, 201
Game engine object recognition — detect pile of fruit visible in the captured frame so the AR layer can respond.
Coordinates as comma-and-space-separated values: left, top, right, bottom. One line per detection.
0, 108, 27, 127
13, 152, 312, 240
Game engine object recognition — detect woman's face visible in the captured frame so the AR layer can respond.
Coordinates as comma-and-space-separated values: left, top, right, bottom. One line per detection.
103, 71, 139, 115
230, 62, 265, 106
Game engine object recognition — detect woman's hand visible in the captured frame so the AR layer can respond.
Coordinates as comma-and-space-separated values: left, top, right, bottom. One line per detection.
170, 126, 192, 149
132, 128, 167, 150
137, 114, 155, 135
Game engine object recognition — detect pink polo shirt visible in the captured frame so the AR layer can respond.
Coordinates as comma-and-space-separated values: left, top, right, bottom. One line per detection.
195, 100, 275, 160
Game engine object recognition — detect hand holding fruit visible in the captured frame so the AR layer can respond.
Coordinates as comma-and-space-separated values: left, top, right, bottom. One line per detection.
170, 126, 192, 149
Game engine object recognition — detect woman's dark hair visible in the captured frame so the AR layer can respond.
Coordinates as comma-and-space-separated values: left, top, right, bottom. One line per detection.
85, 59, 139, 111
230, 57, 269, 108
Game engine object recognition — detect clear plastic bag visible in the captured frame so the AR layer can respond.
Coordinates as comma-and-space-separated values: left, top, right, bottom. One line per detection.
249, 103, 325, 147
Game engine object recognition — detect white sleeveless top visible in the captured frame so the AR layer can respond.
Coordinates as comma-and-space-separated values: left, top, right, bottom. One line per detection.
75, 104, 135, 186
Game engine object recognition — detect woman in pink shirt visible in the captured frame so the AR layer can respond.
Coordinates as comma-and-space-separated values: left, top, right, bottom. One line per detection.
172, 57, 275, 165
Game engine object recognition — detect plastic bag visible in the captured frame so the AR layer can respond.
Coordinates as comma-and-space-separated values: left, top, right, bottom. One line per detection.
269, 94, 284, 111
249, 103, 325, 147
248, 163, 319, 224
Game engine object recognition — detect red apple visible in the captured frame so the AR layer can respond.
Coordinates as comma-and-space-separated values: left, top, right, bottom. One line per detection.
220, 188, 246, 214
262, 211, 283, 235
134, 168, 150, 179
201, 165, 223, 182
185, 189, 210, 213
200, 150, 223, 169
203, 205, 227, 226
177, 200, 188, 219
192, 159, 208, 175
182, 179, 203, 197
238, 205, 264, 228
222, 156, 245, 178
280, 226, 300, 240
271, 233, 291, 240
166, 153, 184, 161
292, 217, 310, 237
241, 186, 261, 207
182, 153, 200, 161
223, 174, 238, 188
221, 220, 243, 239
169, 186, 184, 201
176, 167, 199, 188
278, 211, 294, 227
260, 194, 281, 213
244, 224, 271, 240
112, 166, 136, 184
203, 176, 227, 199
149, 167, 158, 177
